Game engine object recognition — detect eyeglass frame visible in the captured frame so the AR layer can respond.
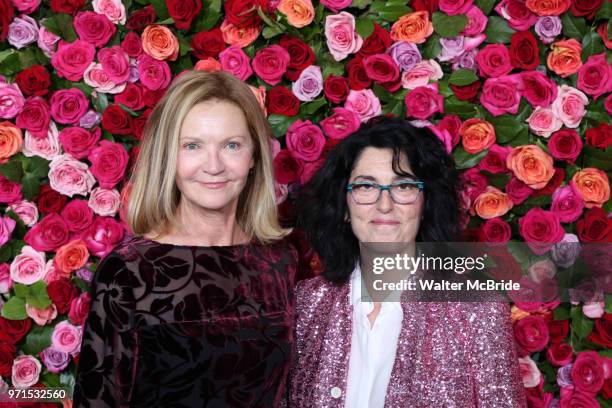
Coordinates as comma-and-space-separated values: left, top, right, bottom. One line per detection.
346, 180, 425, 205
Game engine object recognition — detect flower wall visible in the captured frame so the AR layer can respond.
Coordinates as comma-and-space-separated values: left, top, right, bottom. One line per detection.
0, 0, 611, 406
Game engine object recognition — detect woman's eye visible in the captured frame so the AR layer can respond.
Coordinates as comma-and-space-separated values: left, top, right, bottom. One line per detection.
183, 143, 199, 150
354, 184, 375, 190
226, 142, 240, 150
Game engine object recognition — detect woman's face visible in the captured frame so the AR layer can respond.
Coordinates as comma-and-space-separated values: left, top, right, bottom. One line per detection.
346, 147, 424, 243
175, 100, 254, 214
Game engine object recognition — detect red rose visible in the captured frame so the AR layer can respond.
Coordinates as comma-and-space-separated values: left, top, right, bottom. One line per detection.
23, 213, 70, 252
88, 140, 129, 189
586, 123, 612, 149
437, 114, 462, 148
571, 351, 605, 394
59, 126, 101, 159
0, 340, 16, 377
531, 167, 564, 197
47, 278, 79, 314
0, 317, 31, 344
514, 315, 550, 353
546, 342, 573, 366
126, 5, 157, 31
14, 65, 51, 97
571, 0, 603, 19
15, 97, 51, 138
252, 45, 290, 85
577, 207, 612, 243
273, 150, 303, 184
363, 54, 400, 85
224, 0, 262, 28
279, 35, 315, 81
450, 81, 481, 101
411, 0, 439, 14
69, 292, 91, 326
479, 217, 511, 243
347, 57, 372, 90
60, 199, 94, 233
509, 31, 540, 70
267, 86, 300, 116
167, 0, 201, 30
50, 0, 85, 14
121, 32, 143, 58
587, 313, 612, 348
519, 208, 564, 254
603, 379, 612, 400
36, 184, 67, 215
191, 28, 225, 59
357, 23, 391, 58
143, 87, 166, 108
131, 109, 151, 141
324, 75, 350, 104
101, 104, 133, 135
478, 144, 513, 174
461, 168, 488, 203
405, 86, 443, 120
577, 53, 612, 99
548, 129, 582, 164
488, 247, 522, 281
475, 44, 513, 78
547, 319, 569, 343
115, 83, 145, 111
0, 0, 14, 42
521, 70, 557, 108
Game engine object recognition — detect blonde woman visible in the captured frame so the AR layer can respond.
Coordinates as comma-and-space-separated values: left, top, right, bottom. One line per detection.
73, 71, 296, 408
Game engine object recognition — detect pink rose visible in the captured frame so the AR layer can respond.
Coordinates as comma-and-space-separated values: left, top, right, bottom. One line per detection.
494, 0, 538, 31
319, 107, 361, 139
480, 74, 523, 116
478, 144, 513, 174
98, 45, 130, 85
252, 45, 290, 86
551, 185, 584, 223
69, 292, 91, 326
401, 60, 443, 89
11, 355, 41, 388
460, 168, 488, 203
136, 54, 171, 91
286, 119, 325, 162
10, 245, 46, 285
81, 216, 124, 258
0, 263, 12, 293
475, 44, 513, 78
26, 304, 57, 325
571, 351, 605, 394
462, 6, 488, 36
577, 53, 612, 99
88, 187, 121, 216
37, 26, 60, 57
48, 154, 96, 197
325, 12, 363, 61
51, 40, 96, 82
519, 208, 565, 254
521, 70, 557, 108
73, 11, 116, 48
7, 200, 38, 227
50, 88, 89, 125
514, 315, 550, 353
559, 386, 600, 408
0, 82, 25, 119
518, 356, 542, 388
0, 214, 16, 247
51, 321, 82, 355
61, 199, 94, 233
23, 122, 61, 160
583, 300, 605, 319
23, 213, 70, 252
292, 65, 323, 102
15, 96, 50, 137
439, 0, 474, 16
59, 126, 101, 159
552, 85, 588, 128
427, 125, 453, 155
219, 45, 252, 81
88, 140, 129, 189
92, 0, 126, 25
12, 0, 41, 13
0, 174, 23, 204
527, 107, 562, 138
345, 89, 382, 122
405, 85, 443, 120
506, 176, 533, 204
84, 63, 126, 94
527, 259, 557, 283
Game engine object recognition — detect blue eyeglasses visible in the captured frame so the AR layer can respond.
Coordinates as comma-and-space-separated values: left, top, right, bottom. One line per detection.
347, 180, 424, 205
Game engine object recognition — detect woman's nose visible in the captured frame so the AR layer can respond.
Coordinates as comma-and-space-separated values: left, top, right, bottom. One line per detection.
201, 149, 225, 175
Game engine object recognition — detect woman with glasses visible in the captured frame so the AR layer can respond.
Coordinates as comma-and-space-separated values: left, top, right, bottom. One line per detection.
288, 117, 526, 407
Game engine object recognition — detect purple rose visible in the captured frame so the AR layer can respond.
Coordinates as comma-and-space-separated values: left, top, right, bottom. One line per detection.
79, 110, 101, 128
8, 14, 38, 49
292, 65, 323, 102
534, 16, 562, 45
557, 364, 574, 388
50, 88, 89, 125
550, 233, 581, 268
387, 41, 421, 72
39, 347, 70, 373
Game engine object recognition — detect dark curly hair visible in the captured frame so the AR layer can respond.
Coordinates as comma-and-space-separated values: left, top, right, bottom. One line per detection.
296, 116, 462, 284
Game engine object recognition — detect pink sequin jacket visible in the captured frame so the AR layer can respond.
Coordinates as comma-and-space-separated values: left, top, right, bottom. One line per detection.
287, 276, 527, 408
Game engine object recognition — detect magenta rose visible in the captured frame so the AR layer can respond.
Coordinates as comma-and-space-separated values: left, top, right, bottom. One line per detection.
0, 174, 23, 204
252, 45, 290, 86
521, 70, 557, 108
15, 96, 51, 138
59, 126, 101, 159
475, 44, 513, 78
0, 215, 15, 247
571, 351, 605, 394
286, 120, 326, 162
461, 168, 488, 204
551, 184, 584, 223
577, 53, 612, 100
559, 386, 600, 407
98, 45, 130, 84
514, 315, 550, 355
439, 0, 473, 15
519, 208, 565, 254
480, 74, 523, 116
121, 31, 142, 58
60, 199, 94, 232
319, 107, 361, 139
115, 83, 144, 111
405, 85, 443, 120
51, 40, 95, 81
23, 213, 70, 252
73, 11, 116, 48
479, 217, 512, 244
50, 88, 89, 125
81, 216, 124, 258
462, 6, 488, 36
137, 54, 171, 91
546, 342, 573, 367
68, 292, 91, 326
494, 0, 538, 31
88, 140, 129, 189
548, 129, 583, 164
478, 144, 513, 174
320, 0, 351, 12
219, 45, 253, 81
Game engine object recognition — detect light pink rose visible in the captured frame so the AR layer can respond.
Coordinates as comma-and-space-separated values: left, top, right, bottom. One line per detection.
43, 259, 69, 284
48, 154, 96, 198
0, 214, 16, 247
37, 25, 60, 57
0, 263, 11, 293
552, 85, 588, 129
292, 65, 323, 102
7, 200, 38, 227
583, 300, 605, 319
401, 59, 443, 89
551, 184, 584, 223
427, 125, 453, 155
51, 320, 82, 355
0, 82, 25, 119
83, 63, 126, 94
11, 355, 41, 388
527, 259, 557, 283
462, 6, 488, 36
8, 14, 39, 49
320, 107, 361, 139
88, 187, 121, 216
93, 0, 126, 25
11, 0, 41, 13
519, 356, 541, 388
10, 245, 46, 285
344, 89, 381, 122
325, 12, 363, 61
23, 122, 62, 160
26, 303, 58, 325
219, 45, 253, 81
527, 107, 562, 138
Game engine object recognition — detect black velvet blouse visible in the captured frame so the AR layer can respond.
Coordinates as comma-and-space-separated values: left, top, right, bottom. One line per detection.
72, 236, 297, 408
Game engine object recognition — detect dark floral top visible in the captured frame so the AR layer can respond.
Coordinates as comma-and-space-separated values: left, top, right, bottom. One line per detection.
72, 236, 297, 408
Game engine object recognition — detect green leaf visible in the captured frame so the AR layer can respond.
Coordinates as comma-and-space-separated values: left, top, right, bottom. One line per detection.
155, 17, 175, 25
21, 325, 53, 355
45, 13, 77, 42
27, 281, 52, 309
194, 0, 221, 31
118, 103, 140, 117
355, 17, 375, 39
489, 115, 529, 144
1, 297, 27, 320
24, 156, 50, 178
449, 69, 479, 86
300, 97, 327, 115
268, 114, 298, 138
0, 51, 23, 75
422, 33, 442, 60
561, 13, 589, 39
571, 306, 594, 339
0, 159, 24, 182
605, 294, 612, 313
262, 25, 285, 39
444, 96, 476, 120
0, 242, 12, 263
553, 304, 570, 320
432, 12, 467, 38
13, 283, 29, 298
369, 0, 412, 22
20, 173, 42, 201
92, 92, 109, 113
582, 31, 605, 59
150, 0, 169, 20
40, 372, 62, 389
177, 33, 191, 56
322, 59, 345, 77
484, 16, 515, 44
474, 0, 496, 15
452, 146, 488, 169
0, 49, 15, 64
352, 0, 373, 9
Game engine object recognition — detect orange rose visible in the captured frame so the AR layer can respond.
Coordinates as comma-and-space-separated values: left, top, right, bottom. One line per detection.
0, 121, 23, 164
506, 145, 555, 190
249, 85, 267, 115
571, 168, 610, 209
459, 118, 496, 154
54, 239, 89, 273
220, 19, 261, 48
141, 25, 179, 61
278, 0, 315, 29
526, 0, 571, 16
547, 39, 582, 78
511, 305, 531, 324
390, 11, 433, 44
472, 186, 513, 219
194, 58, 222, 72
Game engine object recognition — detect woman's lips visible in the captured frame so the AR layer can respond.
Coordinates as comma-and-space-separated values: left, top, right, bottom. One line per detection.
371, 219, 400, 225
198, 182, 227, 189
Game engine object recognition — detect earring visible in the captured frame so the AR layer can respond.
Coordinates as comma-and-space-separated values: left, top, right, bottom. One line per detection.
344, 213, 351, 223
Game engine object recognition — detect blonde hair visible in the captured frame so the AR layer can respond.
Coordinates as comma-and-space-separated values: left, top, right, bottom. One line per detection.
126, 70, 289, 243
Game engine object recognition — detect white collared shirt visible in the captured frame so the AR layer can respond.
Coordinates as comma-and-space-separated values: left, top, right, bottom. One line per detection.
344, 265, 403, 408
